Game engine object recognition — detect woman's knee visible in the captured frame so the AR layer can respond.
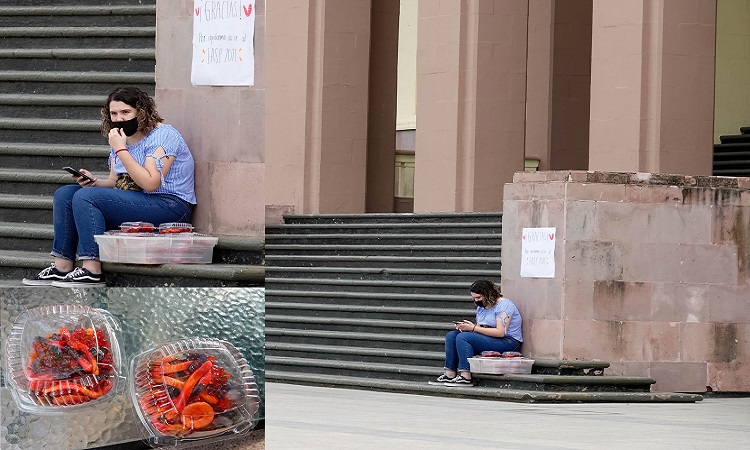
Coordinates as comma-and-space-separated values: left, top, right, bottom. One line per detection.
445, 330, 461, 341
54, 184, 80, 203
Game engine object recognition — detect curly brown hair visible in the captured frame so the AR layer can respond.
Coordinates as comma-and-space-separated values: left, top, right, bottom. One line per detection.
470, 279, 502, 308
100, 87, 163, 137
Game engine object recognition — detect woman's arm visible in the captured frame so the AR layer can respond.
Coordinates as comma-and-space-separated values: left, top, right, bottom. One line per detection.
109, 128, 175, 192
459, 312, 510, 338
79, 166, 117, 188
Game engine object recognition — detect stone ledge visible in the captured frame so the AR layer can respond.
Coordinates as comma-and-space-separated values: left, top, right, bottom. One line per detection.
513, 170, 750, 189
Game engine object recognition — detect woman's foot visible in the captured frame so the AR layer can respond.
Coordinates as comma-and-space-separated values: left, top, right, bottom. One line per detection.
428, 373, 456, 386
22, 264, 72, 286
445, 374, 474, 387
51, 267, 106, 287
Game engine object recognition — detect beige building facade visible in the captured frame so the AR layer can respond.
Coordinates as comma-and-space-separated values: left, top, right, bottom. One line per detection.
262, 1, 749, 393
265, 0, 749, 216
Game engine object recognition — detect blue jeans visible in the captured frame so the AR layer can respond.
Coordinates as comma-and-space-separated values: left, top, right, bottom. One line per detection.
444, 330, 521, 372
52, 184, 193, 261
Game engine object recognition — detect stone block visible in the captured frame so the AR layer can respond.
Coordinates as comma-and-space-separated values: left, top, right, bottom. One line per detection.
649, 362, 707, 393
561, 279, 595, 320
503, 278, 561, 320
624, 184, 683, 203
707, 362, 750, 391
678, 243, 738, 285
562, 319, 622, 361
564, 199, 597, 242
621, 242, 681, 283
680, 322, 718, 363
620, 321, 654, 361
522, 319, 562, 358
594, 202, 650, 243
516, 199, 565, 229
649, 321, 681, 361
606, 361, 650, 378
565, 182, 626, 202
593, 280, 652, 321
643, 204, 712, 244
708, 284, 750, 323
651, 282, 709, 323
565, 241, 623, 281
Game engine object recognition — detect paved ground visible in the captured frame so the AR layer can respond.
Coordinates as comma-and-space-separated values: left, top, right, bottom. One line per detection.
265, 382, 750, 449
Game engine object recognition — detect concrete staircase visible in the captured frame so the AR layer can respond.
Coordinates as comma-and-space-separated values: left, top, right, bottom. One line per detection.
0, 2, 263, 287
264, 213, 702, 403
714, 126, 750, 177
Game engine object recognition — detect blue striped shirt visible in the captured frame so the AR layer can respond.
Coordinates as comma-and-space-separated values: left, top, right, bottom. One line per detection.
109, 124, 196, 204
476, 298, 523, 342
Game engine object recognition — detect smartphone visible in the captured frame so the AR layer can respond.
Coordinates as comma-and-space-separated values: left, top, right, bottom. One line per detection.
452, 320, 471, 324
63, 166, 94, 183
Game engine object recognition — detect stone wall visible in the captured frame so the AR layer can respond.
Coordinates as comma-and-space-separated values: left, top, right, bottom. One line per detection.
501, 171, 750, 392
155, 0, 265, 237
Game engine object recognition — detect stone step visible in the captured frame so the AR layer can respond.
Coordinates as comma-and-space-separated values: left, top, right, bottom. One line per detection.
0, 70, 154, 95
267, 314, 455, 337
0, 249, 264, 287
0, 118, 107, 145
265, 254, 501, 270
0, 168, 96, 196
265, 232, 501, 246
266, 277, 480, 296
266, 301, 474, 322
0, 5, 156, 28
0, 48, 156, 73
265, 341, 445, 367
265, 265, 500, 283
281, 212, 503, 225
0, 193, 52, 223
266, 356, 655, 392
718, 133, 750, 144
264, 243, 501, 257
0, 94, 106, 120
266, 221, 502, 235
265, 289, 469, 308
0, 143, 110, 170
0, 222, 263, 263
0, 26, 155, 49
265, 327, 445, 352
264, 371, 704, 403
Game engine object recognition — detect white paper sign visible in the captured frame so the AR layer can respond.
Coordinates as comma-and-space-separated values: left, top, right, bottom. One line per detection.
520, 227, 556, 278
192, 0, 256, 86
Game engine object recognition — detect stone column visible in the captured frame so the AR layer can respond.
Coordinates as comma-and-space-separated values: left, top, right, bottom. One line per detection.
413, 0, 527, 212
266, 0, 372, 216
502, 171, 750, 393
155, 0, 265, 236
366, 0, 399, 213
588, 1, 716, 176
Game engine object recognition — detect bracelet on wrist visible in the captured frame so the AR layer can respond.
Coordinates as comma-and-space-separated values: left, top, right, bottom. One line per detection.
115, 148, 129, 155
472, 324, 476, 332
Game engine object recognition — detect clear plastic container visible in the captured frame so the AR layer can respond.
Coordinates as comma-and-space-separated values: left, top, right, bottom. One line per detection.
130, 338, 260, 448
158, 223, 194, 234
120, 222, 156, 233
468, 357, 535, 375
94, 234, 218, 264
5, 304, 124, 414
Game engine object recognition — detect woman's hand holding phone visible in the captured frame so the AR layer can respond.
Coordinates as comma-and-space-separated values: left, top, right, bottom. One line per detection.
64, 167, 95, 187
453, 320, 474, 332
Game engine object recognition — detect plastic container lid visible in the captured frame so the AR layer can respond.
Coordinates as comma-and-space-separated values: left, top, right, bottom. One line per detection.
130, 338, 260, 448
158, 223, 194, 234
120, 222, 156, 233
5, 304, 124, 414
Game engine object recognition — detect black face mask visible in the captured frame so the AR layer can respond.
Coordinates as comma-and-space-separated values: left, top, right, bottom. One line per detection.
111, 117, 139, 137
474, 300, 484, 307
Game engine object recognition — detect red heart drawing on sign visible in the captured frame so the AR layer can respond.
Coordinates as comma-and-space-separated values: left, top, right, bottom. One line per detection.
195, 7, 200, 16
549, 233, 554, 240
243, 4, 252, 16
